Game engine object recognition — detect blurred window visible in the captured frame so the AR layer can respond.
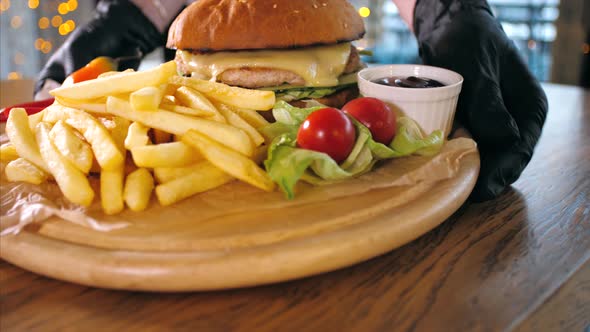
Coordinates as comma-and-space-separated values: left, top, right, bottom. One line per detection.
351, 0, 560, 81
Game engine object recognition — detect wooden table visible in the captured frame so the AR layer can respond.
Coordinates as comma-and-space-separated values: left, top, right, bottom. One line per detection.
1, 83, 588, 331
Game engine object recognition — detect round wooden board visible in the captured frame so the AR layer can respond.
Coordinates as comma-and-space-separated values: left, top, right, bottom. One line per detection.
0, 153, 479, 292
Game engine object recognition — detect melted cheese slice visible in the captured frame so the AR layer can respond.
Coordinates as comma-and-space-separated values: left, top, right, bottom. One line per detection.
178, 43, 351, 87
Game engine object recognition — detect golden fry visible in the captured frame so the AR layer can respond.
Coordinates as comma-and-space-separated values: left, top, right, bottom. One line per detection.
100, 169, 125, 214
170, 76, 275, 111
215, 102, 264, 146
106, 96, 254, 157
50, 61, 177, 100
5, 158, 49, 185
131, 141, 202, 168
5, 108, 49, 173
43, 104, 124, 170
49, 120, 93, 174
155, 161, 233, 206
125, 122, 151, 150
0, 143, 19, 162
174, 86, 225, 122
100, 117, 128, 214
36, 122, 94, 206
226, 106, 270, 129
130, 86, 164, 111
182, 130, 275, 192
123, 168, 154, 211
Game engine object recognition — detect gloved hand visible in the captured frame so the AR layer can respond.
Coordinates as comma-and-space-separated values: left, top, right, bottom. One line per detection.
35, 0, 164, 96
413, 0, 548, 201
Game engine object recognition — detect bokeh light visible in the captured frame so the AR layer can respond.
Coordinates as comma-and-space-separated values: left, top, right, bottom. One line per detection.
35, 38, 44, 50
10, 15, 22, 29
14, 52, 25, 65
8, 72, 22, 80
58, 23, 68, 35
28, 0, 39, 9
38, 17, 50, 29
41, 41, 53, 54
67, 0, 78, 11
583, 43, 590, 55
65, 19, 75, 31
52, 15, 63, 27
58, 2, 68, 15
358, 7, 370, 18
0, 0, 11, 12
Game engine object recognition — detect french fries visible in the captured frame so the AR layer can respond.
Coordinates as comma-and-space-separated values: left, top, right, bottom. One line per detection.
124, 168, 154, 211
159, 104, 209, 117
3, 63, 281, 214
130, 86, 164, 111
49, 120, 93, 174
0, 143, 19, 162
215, 102, 265, 146
50, 61, 177, 100
225, 106, 270, 129
101, 169, 125, 214
36, 122, 94, 206
54, 97, 108, 114
153, 163, 208, 184
6, 108, 50, 173
100, 116, 128, 214
131, 141, 202, 168
174, 86, 225, 122
182, 130, 275, 192
5, 158, 49, 185
106, 96, 254, 157
29, 109, 46, 131
155, 161, 233, 206
43, 104, 124, 170
170, 76, 275, 111
125, 122, 151, 150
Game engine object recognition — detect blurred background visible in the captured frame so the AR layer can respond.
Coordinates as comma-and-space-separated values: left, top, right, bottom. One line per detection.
0, 0, 588, 88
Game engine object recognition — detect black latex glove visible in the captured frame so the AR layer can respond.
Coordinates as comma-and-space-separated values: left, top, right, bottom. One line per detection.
413, 0, 548, 201
35, 0, 164, 95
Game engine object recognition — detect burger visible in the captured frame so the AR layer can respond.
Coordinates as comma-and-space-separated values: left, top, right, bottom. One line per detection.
166, 0, 366, 109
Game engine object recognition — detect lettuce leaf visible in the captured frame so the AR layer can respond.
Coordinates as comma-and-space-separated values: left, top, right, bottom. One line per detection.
262, 101, 445, 199
264, 73, 358, 102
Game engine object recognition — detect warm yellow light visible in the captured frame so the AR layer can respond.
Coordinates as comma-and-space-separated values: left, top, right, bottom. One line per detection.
14, 52, 25, 65
41, 41, 52, 54
67, 0, 77, 11
7, 72, 22, 80
28, 0, 39, 9
34, 38, 44, 50
51, 15, 62, 27
58, 24, 69, 35
0, 0, 11, 12
65, 19, 75, 31
38, 17, 49, 29
58, 2, 68, 15
10, 15, 22, 29
583, 43, 590, 55
358, 7, 370, 18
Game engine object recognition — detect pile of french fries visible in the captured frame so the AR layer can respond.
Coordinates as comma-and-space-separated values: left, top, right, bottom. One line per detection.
0, 60, 277, 215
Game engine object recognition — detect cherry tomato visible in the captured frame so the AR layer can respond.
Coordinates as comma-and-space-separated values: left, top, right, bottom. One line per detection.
297, 107, 356, 163
69, 56, 118, 83
342, 97, 397, 144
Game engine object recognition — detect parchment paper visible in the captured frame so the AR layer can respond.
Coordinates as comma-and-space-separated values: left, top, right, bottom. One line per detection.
0, 134, 477, 235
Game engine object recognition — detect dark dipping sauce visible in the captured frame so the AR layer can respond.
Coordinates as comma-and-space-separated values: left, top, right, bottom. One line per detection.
372, 76, 445, 88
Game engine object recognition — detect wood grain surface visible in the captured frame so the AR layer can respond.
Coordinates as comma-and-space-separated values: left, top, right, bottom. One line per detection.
1, 84, 589, 331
